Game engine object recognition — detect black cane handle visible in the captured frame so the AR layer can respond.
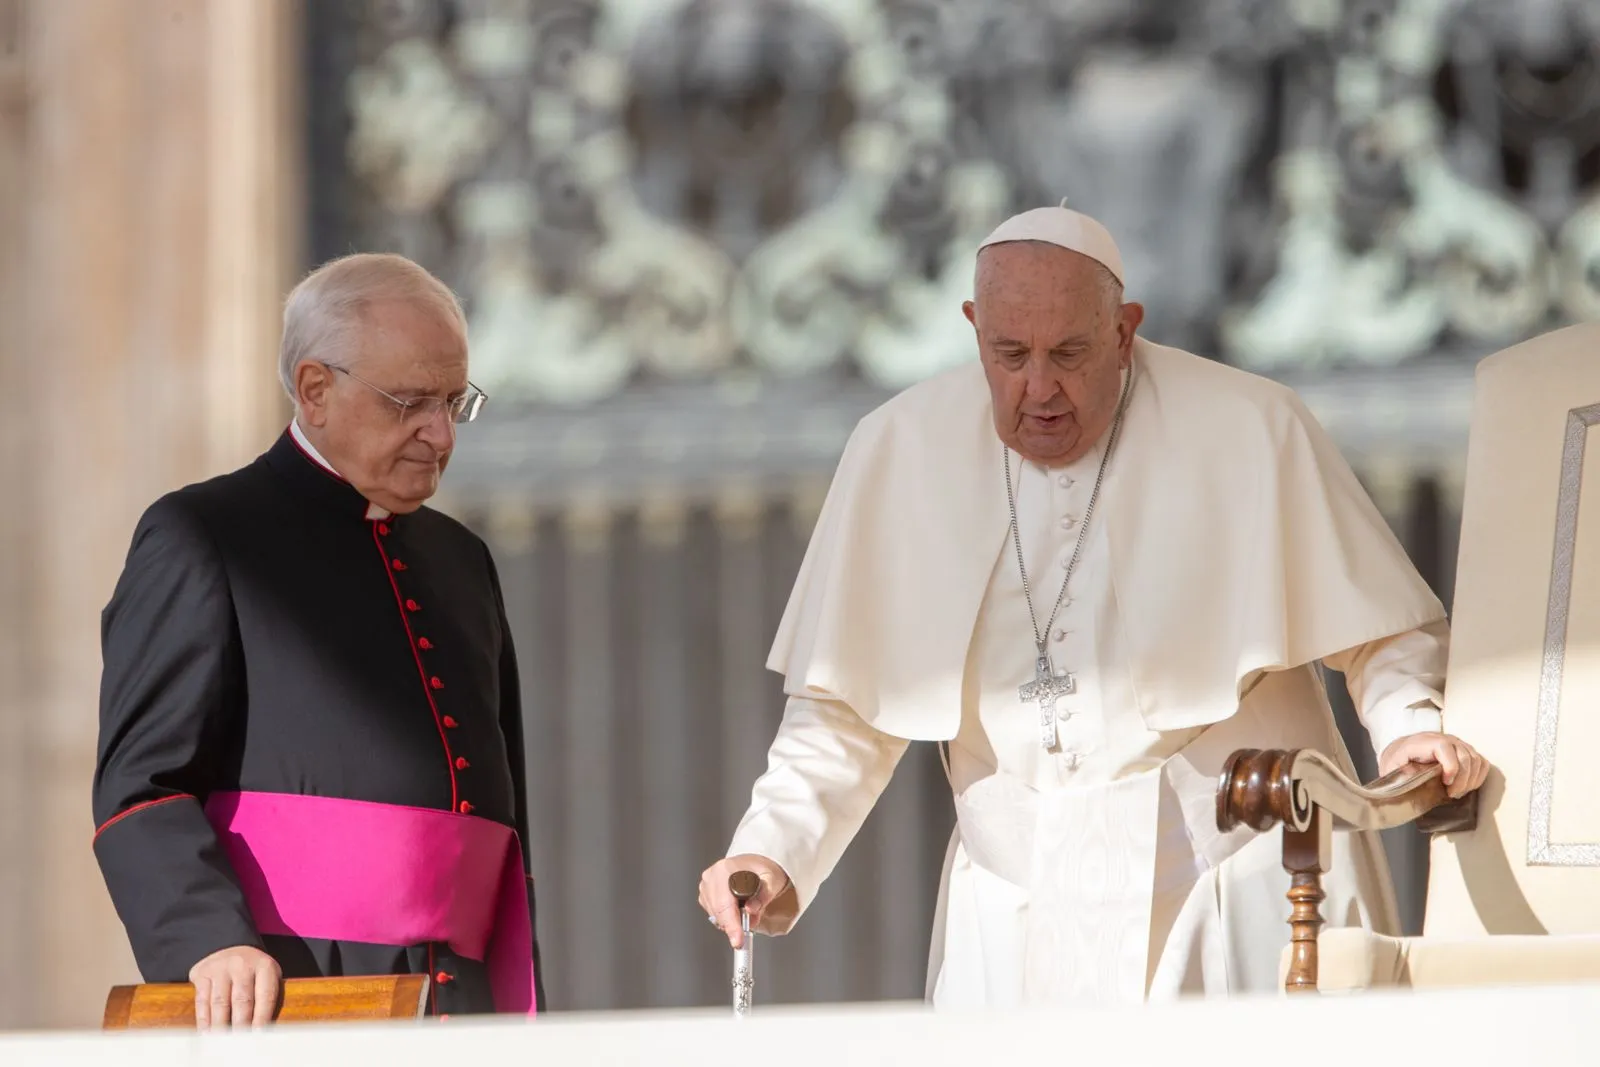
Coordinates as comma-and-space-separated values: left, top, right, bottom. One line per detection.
728, 870, 761, 907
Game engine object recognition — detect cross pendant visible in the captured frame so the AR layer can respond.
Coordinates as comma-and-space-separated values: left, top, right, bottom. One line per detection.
1018, 646, 1075, 750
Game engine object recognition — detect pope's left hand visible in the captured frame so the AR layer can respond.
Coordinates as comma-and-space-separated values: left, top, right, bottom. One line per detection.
1377, 732, 1489, 798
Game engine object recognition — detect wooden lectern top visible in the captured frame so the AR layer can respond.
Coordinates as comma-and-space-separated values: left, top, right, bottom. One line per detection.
103, 974, 430, 1029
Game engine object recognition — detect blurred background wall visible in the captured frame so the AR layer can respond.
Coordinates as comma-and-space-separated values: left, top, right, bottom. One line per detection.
2, 0, 1599, 1028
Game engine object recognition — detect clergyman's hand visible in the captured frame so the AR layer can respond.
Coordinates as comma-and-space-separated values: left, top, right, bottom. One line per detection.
698, 854, 790, 949
189, 945, 281, 1030
1378, 731, 1490, 799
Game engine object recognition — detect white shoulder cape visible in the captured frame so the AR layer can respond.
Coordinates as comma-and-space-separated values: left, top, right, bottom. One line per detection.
767, 339, 1445, 739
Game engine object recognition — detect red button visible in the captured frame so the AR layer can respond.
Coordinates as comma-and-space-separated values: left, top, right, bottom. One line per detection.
392, 559, 407, 571
439, 1014, 452, 1021
418, 638, 433, 650
377, 524, 390, 536
455, 757, 469, 770
442, 716, 458, 728
406, 599, 419, 611
430, 676, 444, 690
458, 801, 473, 814
435, 970, 453, 985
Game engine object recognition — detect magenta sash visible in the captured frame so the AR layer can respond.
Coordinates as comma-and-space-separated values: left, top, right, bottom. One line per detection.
204, 791, 537, 1015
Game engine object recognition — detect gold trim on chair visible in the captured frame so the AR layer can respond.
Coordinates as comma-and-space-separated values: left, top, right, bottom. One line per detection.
1530, 402, 1600, 868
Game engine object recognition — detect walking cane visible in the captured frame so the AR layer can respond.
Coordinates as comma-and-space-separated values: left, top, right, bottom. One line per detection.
728, 871, 760, 1018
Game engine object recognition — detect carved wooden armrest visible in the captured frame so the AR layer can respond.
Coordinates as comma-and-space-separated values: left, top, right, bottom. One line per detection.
1215, 748, 1480, 994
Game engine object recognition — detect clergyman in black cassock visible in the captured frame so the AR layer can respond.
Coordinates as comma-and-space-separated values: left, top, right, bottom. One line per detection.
92, 253, 543, 1024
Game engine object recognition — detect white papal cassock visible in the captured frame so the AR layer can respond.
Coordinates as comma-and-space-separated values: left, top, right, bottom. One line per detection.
726, 339, 1449, 1007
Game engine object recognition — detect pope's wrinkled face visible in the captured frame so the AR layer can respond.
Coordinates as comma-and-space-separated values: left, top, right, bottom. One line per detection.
294, 299, 468, 514
964, 242, 1142, 467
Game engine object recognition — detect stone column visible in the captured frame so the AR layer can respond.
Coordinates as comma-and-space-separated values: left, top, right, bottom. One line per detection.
1, 0, 299, 1028
0, 0, 32, 1031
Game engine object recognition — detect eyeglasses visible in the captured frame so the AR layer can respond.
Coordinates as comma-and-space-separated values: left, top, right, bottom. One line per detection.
326, 364, 488, 425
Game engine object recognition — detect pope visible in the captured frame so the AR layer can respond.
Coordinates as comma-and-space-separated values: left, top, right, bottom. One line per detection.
697, 203, 1488, 1006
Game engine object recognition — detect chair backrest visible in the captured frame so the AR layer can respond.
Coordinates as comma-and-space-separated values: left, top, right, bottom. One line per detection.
102, 975, 429, 1029
1426, 322, 1600, 937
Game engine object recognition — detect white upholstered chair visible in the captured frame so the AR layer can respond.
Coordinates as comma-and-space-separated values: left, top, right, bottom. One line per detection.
1218, 322, 1600, 993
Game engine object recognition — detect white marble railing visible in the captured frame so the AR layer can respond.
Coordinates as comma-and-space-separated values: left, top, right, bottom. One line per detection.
4, 984, 1596, 1066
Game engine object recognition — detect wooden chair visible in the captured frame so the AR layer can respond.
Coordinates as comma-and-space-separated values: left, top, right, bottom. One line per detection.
103, 974, 430, 1029
1218, 323, 1600, 994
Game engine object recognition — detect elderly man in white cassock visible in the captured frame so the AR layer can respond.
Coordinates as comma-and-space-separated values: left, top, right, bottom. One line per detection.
697, 203, 1490, 1007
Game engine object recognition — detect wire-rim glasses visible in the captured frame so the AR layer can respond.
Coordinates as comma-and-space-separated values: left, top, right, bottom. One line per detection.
326, 363, 487, 425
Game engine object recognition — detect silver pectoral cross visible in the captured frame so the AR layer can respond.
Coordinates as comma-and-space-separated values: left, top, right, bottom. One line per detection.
1019, 646, 1075, 750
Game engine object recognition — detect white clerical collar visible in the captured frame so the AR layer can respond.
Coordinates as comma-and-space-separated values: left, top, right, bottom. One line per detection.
289, 418, 392, 521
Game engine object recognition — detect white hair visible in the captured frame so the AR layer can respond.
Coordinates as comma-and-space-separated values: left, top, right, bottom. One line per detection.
278, 252, 467, 399
1093, 262, 1125, 311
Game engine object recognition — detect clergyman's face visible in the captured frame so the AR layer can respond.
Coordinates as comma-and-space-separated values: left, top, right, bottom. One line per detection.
963, 242, 1143, 467
297, 299, 468, 513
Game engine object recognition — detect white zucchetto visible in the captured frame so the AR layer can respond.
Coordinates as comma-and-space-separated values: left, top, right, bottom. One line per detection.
977, 198, 1124, 285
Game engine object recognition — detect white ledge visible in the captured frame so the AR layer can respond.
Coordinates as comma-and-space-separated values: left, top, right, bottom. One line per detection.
4, 983, 1595, 1066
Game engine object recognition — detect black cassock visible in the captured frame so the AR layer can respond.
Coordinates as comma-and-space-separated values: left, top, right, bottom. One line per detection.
93, 430, 544, 1016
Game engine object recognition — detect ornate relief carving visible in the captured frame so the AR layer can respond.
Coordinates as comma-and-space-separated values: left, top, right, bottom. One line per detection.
325, 0, 1600, 405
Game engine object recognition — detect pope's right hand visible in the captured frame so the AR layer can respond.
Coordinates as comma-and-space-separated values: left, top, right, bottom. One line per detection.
698, 854, 790, 949
188, 945, 281, 1029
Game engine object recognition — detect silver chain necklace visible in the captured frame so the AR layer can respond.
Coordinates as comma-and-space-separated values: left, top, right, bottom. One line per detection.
1006, 370, 1132, 748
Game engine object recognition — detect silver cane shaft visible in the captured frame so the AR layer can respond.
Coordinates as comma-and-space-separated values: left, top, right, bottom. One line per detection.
732, 908, 753, 1017
728, 870, 760, 1017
